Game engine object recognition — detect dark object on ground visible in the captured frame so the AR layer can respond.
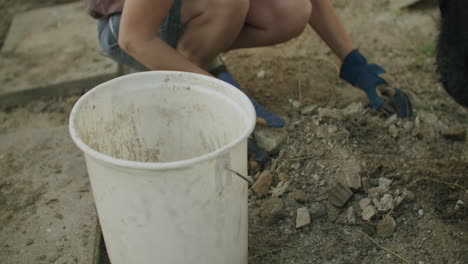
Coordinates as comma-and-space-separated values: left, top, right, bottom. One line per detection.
436, 0, 468, 107
248, 138, 270, 164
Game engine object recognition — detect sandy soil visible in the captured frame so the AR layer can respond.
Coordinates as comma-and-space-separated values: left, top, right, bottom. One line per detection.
1, 0, 466, 263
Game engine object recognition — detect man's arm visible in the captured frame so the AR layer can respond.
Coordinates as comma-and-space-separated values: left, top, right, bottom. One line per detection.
118, 0, 209, 75
308, 0, 355, 61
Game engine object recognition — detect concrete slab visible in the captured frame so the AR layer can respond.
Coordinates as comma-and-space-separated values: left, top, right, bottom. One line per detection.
0, 126, 99, 264
0, 2, 119, 108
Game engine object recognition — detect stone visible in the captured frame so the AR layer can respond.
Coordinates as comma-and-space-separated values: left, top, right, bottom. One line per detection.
418, 111, 445, 130
0, 3, 118, 108
346, 207, 357, 224
359, 198, 372, 210
377, 215, 397, 238
403, 121, 414, 131
271, 181, 290, 197
252, 170, 273, 197
378, 178, 393, 188
362, 205, 377, 221
362, 223, 376, 236
455, 200, 465, 211
318, 108, 343, 119
292, 100, 302, 109
368, 187, 390, 198
326, 201, 341, 222
389, 124, 399, 138
291, 162, 301, 170
390, 0, 423, 9
253, 126, 287, 155
342, 102, 363, 116
362, 177, 370, 193
378, 194, 394, 212
345, 171, 362, 191
309, 202, 327, 219
316, 125, 330, 139
328, 181, 353, 207
442, 126, 466, 141
418, 209, 424, 216
402, 189, 415, 201
292, 190, 308, 203
278, 172, 289, 181
373, 198, 380, 208
260, 198, 285, 225
301, 104, 318, 115
384, 114, 398, 127
296, 207, 311, 228
394, 196, 404, 209
257, 70, 266, 79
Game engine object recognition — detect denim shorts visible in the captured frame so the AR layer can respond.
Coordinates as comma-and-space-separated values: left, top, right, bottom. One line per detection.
97, 0, 184, 71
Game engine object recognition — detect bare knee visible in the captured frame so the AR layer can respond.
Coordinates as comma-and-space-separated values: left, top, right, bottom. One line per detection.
179, 0, 250, 66
271, 0, 312, 41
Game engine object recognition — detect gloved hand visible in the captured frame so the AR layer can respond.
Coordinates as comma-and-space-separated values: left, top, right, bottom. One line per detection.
214, 68, 286, 128
339, 49, 413, 118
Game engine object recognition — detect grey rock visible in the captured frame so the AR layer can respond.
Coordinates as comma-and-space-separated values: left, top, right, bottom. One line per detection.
326, 201, 341, 222
373, 198, 380, 208
394, 196, 404, 209
253, 126, 287, 155
271, 181, 290, 198
257, 70, 266, 79
418, 209, 424, 216
260, 198, 285, 225
390, 0, 422, 9
378, 178, 393, 188
362, 205, 377, 221
301, 104, 318, 115
377, 215, 397, 238
292, 190, 308, 203
296, 207, 311, 228
328, 181, 353, 207
384, 114, 398, 127
346, 207, 357, 224
318, 108, 343, 119
378, 194, 394, 212
368, 187, 390, 198
289, 99, 301, 109
389, 124, 399, 138
278, 172, 289, 181
418, 111, 445, 130
403, 121, 414, 131
342, 102, 363, 116
442, 126, 466, 141
310, 202, 327, 219
362, 177, 370, 193
359, 198, 372, 210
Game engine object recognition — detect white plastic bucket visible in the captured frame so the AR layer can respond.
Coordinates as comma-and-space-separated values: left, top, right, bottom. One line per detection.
69, 71, 255, 264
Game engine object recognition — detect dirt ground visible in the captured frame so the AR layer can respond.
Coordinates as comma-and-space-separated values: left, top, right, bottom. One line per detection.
1, 0, 467, 264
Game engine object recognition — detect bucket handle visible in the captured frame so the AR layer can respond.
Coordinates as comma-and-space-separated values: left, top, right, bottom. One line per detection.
224, 165, 253, 187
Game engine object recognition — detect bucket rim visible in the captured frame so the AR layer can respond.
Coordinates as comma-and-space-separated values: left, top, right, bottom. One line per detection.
69, 71, 256, 170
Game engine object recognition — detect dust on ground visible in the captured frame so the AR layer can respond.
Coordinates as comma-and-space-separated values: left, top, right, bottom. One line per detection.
1, 0, 467, 264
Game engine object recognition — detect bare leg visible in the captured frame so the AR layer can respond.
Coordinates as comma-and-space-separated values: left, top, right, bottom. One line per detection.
230, 0, 312, 49
177, 0, 249, 68
177, 0, 312, 67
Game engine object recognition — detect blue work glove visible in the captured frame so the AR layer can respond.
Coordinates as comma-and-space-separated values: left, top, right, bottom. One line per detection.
214, 69, 286, 128
339, 49, 413, 118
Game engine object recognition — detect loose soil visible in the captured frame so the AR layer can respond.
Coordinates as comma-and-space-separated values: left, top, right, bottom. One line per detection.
1, 0, 467, 264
